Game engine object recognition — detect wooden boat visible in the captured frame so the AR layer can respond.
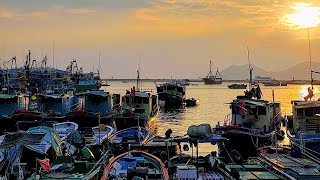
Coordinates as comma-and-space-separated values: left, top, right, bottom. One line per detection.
202, 60, 222, 85
107, 126, 153, 156
215, 62, 283, 162
54, 122, 78, 141
101, 150, 169, 180
287, 100, 320, 158
167, 129, 227, 180
219, 158, 290, 180
156, 82, 186, 107
27, 156, 103, 180
92, 124, 114, 144
258, 146, 320, 180
228, 83, 247, 89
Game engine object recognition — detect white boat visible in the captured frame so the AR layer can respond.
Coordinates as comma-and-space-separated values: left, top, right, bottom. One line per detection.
92, 125, 115, 144
253, 75, 275, 83
53, 122, 78, 141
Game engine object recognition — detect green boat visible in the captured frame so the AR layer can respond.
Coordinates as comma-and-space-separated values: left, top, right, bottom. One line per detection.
27, 154, 104, 180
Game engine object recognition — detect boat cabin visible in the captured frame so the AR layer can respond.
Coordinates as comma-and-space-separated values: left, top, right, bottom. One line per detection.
156, 82, 186, 99
122, 91, 155, 117
37, 91, 79, 115
291, 100, 320, 133
82, 90, 113, 115
0, 93, 29, 116
229, 96, 280, 132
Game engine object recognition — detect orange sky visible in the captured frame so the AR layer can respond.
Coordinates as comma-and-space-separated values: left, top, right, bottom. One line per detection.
1, 0, 320, 78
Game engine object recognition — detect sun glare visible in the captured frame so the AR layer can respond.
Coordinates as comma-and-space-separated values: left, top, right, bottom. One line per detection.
300, 85, 318, 100
285, 3, 320, 28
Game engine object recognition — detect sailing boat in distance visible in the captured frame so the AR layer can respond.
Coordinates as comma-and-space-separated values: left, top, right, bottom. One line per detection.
202, 60, 222, 84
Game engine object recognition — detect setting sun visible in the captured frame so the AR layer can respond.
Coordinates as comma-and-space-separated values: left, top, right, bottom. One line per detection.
285, 3, 320, 28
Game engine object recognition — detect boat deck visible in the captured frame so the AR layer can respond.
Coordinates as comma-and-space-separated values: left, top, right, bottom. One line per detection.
224, 163, 283, 180
261, 152, 320, 177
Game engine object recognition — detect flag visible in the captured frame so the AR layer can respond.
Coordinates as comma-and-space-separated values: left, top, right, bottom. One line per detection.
37, 158, 50, 173
131, 86, 136, 96
238, 101, 248, 115
239, 105, 248, 115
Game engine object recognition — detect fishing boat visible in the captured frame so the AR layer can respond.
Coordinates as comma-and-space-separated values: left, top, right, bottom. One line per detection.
54, 122, 78, 141
215, 87, 281, 162
218, 158, 289, 180
113, 69, 159, 131
66, 60, 101, 93
156, 82, 186, 107
101, 150, 169, 180
167, 125, 227, 179
263, 81, 281, 86
92, 124, 115, 145
287, 99, 320, 158
228, 83, 247, 89
0, 92, 29, 133
184, 98, 200, 107
202, 60, 222, 85
215, 48, 283, 162
258, 146, 320, 179
107, 126, 153, 156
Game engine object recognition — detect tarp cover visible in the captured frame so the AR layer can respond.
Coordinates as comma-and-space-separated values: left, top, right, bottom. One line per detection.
26, 126, 62, 156
65, 130, 84, 148
0, 132, 44, 148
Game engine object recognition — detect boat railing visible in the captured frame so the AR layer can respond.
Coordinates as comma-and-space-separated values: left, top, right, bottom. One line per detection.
223, 114, 232, 125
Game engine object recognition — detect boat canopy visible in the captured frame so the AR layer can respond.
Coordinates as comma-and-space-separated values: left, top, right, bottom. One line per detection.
292, 100, 320, 108
27, 126, 63, 156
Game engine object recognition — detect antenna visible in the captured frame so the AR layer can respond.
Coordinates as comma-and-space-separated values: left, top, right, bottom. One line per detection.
98, 49, 101, 73
137, 50, 141, 91
246, 45, 253, 89
52, 41, 55, 69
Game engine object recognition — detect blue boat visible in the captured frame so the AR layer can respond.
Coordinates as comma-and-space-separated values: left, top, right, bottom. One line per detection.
107, 126, 153, 156
288, 100, 320, 158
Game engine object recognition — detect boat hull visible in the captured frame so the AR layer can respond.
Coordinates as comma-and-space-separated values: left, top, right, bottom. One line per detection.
74, 84, 101, 93
228, 84, 247, 89
202, 78, 222, 85
158, 93, 184, 107
216, 127, 273, 162
113, 114, 157, 132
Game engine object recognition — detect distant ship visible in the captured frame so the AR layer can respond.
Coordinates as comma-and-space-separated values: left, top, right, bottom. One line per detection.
202, 60, 222, 84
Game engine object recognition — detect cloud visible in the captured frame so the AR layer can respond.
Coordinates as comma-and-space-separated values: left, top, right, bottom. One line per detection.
135, 9, 160, 21
0, 6, 96, 21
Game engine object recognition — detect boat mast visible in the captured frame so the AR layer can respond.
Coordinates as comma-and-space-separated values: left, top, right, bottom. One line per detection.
247, 46, 253, 89
136, 52, 141, 91
308, 28, 313, 89
52, 41, 55, 69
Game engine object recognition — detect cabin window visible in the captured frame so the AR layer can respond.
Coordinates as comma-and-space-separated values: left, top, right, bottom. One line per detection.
297, 108, 304, 116
167, 86, 175, 90
134, 97, 143, 104
257, 106, 266, 115
249, 107, 257, 115
177, 87, 184, 93
314, 107, 320, 116
305, 108, 313, 117
144, 97, 149, 104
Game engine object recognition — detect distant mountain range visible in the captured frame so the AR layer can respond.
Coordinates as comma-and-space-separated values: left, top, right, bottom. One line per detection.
220, 61, 320, 80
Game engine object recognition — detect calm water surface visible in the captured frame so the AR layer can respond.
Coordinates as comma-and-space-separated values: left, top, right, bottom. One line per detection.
103, 81, 318, 154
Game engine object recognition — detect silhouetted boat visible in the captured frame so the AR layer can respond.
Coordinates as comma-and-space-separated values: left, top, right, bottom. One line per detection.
228, 83, 247, 89
202, 60, 222, 84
